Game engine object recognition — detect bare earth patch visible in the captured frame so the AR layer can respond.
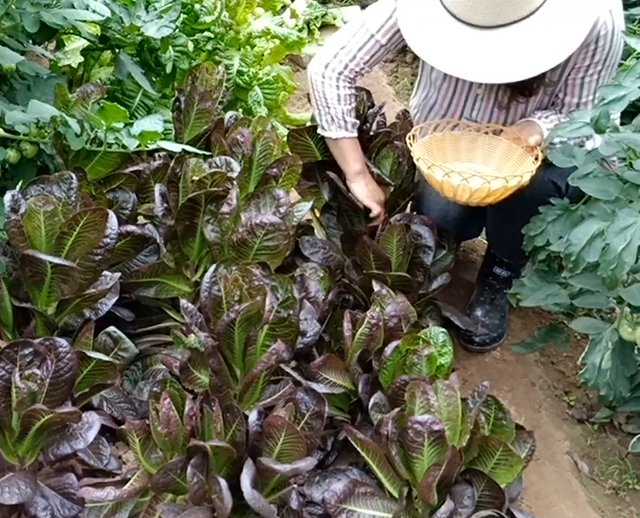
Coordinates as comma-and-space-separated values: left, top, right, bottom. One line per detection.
289, 50, 640, 518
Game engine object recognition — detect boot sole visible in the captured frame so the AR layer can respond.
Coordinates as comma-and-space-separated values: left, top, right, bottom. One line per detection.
457, 332, 506, 354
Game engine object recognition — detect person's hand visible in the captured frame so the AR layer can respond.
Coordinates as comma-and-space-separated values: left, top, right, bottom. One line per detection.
323, 137, 387, 225
504, 120, 545, 147
345, 171, 387, 226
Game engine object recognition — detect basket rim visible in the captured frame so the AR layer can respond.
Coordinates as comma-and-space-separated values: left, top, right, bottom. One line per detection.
406, 119, 543, 181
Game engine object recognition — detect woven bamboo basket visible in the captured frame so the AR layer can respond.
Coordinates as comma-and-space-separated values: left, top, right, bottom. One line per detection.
407, 120, 544, 207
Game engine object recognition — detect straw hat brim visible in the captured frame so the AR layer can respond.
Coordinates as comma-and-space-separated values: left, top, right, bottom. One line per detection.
397, 0, 619, 85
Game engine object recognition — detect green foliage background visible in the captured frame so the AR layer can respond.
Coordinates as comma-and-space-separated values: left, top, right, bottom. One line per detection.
0, 0, 339, 212
511, 0, 640, 450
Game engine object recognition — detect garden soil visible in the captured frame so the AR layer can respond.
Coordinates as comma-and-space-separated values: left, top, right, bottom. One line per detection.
289, 50, 640, 518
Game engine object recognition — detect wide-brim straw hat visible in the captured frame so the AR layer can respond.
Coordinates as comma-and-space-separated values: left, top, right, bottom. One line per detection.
397, 0, 618, 84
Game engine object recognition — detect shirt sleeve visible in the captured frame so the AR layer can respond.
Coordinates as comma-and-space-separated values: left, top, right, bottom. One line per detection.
307, 0, 405, 139
522, 6, 625, 141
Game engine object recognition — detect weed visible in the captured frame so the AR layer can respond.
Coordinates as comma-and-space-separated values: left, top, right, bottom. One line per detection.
564, 394, 578, 407
595, 454, 640, 497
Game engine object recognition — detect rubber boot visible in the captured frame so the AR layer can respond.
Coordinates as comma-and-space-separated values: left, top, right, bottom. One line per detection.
458, 249, 524, 353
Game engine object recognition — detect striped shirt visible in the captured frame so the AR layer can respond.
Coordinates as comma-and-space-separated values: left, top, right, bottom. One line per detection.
307, 0, 625, 141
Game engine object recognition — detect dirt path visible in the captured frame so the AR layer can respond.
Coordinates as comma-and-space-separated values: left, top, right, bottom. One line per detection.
289, 42, 640, 517
442, 243, 604, 518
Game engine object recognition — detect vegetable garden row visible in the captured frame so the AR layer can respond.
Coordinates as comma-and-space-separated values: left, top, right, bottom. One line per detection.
0, 1, 639, 518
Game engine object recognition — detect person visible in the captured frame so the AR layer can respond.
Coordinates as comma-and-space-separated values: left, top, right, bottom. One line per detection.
307, 0, 624, 353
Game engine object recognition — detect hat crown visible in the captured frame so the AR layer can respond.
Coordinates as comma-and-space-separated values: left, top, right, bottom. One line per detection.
440, 0, 547, 28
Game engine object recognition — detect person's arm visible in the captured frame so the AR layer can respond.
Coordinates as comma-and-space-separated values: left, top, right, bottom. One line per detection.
307, 0, 405, 222
519, 6, 625, 143
308, 0, 404, 141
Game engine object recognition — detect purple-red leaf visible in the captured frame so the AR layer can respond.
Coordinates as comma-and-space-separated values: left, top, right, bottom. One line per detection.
346, 308, 384, 368
356, 235, 391, 272
282, 387, 328, 452
256, 456, 317, 479
0, 338, 78, 430
388, 375, 429, 410
78, 469, 151, 503
42, 411, 102, 462
209, 474, 233, 518
230, 214, 295, 271
306, 354, 355, 394
299, 237, 345, 271
149, 457, 189, 494
302, 466, 374, 507
239, 339, 292, 400
0, 471, 37, 505
222, 404, 247, 457
159, 503, 214, 518
24, 473, 82, 518
449, 482, 477, 517
368, 391, 391, 426
327, 480, 399, 518
400, 415, 448, 484
187, 453, 208, 505
240, 458, 277, 518
76, 436, 120, 472
461, 468, 508, 513
149, 389, 187, 455
173, 63, 224, 144
261, 414, 306, 463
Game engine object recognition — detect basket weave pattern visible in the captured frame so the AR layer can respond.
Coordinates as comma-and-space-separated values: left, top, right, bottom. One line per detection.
407, 120, 544, 207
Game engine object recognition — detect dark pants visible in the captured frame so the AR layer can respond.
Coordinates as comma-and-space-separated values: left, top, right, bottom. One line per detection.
414, 162, 580, 265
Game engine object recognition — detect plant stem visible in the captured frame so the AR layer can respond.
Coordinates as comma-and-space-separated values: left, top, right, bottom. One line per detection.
0, 131, 47, 144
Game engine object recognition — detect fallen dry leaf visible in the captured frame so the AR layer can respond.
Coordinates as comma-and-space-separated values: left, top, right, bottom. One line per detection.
567, 451, 593, 479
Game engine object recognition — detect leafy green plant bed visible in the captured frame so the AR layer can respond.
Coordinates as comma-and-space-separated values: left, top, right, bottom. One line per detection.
0, 62, 536, 518
0, 0, 339, 204
511, 34, 640, 454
